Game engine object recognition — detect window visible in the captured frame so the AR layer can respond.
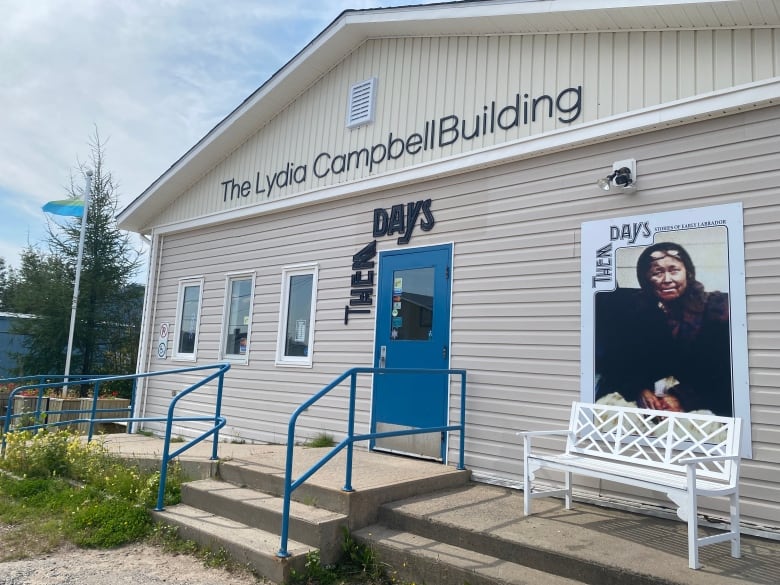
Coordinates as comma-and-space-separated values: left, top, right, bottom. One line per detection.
390, 267, 434, 341
346, 78, 377, 128
174, 278, 204, 360
221, 274, 255, 361
276, 263, 318, 366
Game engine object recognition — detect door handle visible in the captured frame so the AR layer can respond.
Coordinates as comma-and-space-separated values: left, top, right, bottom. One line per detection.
379, 345, 387, 368
442, 346, 448, 360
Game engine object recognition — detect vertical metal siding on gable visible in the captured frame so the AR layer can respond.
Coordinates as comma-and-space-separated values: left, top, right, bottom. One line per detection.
152, 28, 780, 228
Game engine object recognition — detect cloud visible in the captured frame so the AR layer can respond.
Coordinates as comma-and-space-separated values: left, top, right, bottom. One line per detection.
0, 0, 439, 269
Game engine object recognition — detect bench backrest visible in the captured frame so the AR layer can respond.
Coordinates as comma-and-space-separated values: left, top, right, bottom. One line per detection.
566, 402, 741, 485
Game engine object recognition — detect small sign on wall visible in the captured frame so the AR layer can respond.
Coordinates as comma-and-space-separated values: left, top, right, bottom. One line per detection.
157, 322, 169, 359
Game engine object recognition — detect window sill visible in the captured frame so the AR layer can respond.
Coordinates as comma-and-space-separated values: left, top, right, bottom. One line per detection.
275, 359, 313, 368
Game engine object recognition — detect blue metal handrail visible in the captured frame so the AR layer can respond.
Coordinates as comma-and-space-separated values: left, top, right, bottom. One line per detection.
277, 366, 467, 558
1, 363, 230, 511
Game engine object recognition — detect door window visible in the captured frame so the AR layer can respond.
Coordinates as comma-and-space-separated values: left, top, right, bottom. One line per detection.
390, 267, 434, 341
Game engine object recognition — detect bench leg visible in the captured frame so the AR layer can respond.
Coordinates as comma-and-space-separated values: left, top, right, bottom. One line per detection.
730, 492, 741, 559
564, 471, 572, 509
523, 456, 532, 516
686, 468, 700, 569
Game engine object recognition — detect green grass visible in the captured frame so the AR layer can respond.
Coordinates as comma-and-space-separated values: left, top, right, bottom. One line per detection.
0, 429, 184, 560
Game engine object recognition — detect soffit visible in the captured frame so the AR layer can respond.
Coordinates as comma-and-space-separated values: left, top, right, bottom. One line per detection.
117, 0, 780, 233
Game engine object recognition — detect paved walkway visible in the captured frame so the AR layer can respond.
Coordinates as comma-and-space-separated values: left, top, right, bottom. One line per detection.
100, 433, 780, 585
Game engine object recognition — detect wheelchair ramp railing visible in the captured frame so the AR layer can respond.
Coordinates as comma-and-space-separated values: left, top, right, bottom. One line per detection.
278, 366, 467, 558
1, 363, 230, 511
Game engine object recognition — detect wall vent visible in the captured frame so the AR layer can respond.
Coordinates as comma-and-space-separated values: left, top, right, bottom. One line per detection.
346, 78, 377, 129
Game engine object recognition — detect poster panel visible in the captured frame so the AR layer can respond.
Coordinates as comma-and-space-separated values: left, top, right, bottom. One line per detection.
580, 203, 751, 457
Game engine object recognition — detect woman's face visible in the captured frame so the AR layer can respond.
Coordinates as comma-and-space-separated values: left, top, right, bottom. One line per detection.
646, 252, 688, 302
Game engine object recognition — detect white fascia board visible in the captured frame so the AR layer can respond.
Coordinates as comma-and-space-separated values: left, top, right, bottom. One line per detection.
149, 77, 780, 237
347, 1, 736, 22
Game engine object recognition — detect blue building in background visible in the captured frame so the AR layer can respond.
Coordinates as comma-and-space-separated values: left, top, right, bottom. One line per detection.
0, 312, 32, 377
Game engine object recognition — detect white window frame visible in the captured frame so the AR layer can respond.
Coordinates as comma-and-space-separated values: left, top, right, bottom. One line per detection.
275, 263, 319, 367
219, 272, 256, 364
173, 277, 204, 361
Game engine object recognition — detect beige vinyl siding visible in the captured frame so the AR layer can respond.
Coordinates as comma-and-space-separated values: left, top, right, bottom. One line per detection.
151, 28, 780, 228
141, 207, 382, 444
450, 106, 778, 526
140, 104, 780, 530
443, 106, 780, 529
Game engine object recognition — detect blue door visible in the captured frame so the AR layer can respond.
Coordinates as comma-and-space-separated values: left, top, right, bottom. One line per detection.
371, 244, 452, 460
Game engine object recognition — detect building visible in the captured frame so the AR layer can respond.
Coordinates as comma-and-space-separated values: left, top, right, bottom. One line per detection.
0, 312, 32, 377
117, 0, 780, 537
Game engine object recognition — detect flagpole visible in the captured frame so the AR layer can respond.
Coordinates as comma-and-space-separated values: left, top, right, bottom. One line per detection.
63, 169, 93, 397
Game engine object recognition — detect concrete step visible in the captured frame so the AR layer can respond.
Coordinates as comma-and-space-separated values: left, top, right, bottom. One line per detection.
217, 457, 471, 524
218, 458, 355, 515
152, 503, 310, 585
373, 483, 757, 585
354, 525, 588, 585
181, 478, 348, 563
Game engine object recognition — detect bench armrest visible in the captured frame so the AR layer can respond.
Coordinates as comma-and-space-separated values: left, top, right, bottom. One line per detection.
679, 454, 741, 465
516, 430, 570, 438
517, 429, 571, 455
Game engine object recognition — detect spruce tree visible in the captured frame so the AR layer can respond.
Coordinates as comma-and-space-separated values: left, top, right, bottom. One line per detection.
7, 133, 143, 393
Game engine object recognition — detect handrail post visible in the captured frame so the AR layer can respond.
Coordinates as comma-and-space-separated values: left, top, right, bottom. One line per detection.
35, 387, 45, 427
87, 381, 100, 442
458, 371, 466, 470
128, 377, 137, 434
343, 371, 357, 492
1, 394, 13, 455
278, 419, 297, 558
155, 417, 173, 511
211, 371, 225, 460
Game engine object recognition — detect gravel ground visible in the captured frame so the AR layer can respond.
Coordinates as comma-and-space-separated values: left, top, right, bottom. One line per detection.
0, 543, 267, 585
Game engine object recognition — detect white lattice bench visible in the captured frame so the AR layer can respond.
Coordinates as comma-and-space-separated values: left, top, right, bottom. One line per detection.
519, 401, 742, 569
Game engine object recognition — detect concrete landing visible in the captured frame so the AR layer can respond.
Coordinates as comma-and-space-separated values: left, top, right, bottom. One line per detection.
367, 483, 780, 585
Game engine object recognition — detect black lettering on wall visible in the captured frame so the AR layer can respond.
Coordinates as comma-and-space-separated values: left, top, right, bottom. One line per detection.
221, 86, 585, 202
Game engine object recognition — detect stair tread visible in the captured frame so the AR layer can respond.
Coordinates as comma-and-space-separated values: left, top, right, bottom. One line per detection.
356, 525, 588, 585
185, 478, 347, 522
155, 503, 311, 556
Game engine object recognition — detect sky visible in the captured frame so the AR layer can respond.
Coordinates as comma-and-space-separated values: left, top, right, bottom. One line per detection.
0, 0, 445, 281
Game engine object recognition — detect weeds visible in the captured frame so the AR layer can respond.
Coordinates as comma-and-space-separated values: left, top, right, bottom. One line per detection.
288, 527, 397, 585
0, 429, 184, 558
304, 432, 336, 448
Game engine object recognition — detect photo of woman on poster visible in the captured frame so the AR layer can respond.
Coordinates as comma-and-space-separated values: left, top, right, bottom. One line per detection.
594, 238, 733, 417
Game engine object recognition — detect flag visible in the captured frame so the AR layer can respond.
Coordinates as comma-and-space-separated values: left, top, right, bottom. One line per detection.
42, 199, 85, 217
